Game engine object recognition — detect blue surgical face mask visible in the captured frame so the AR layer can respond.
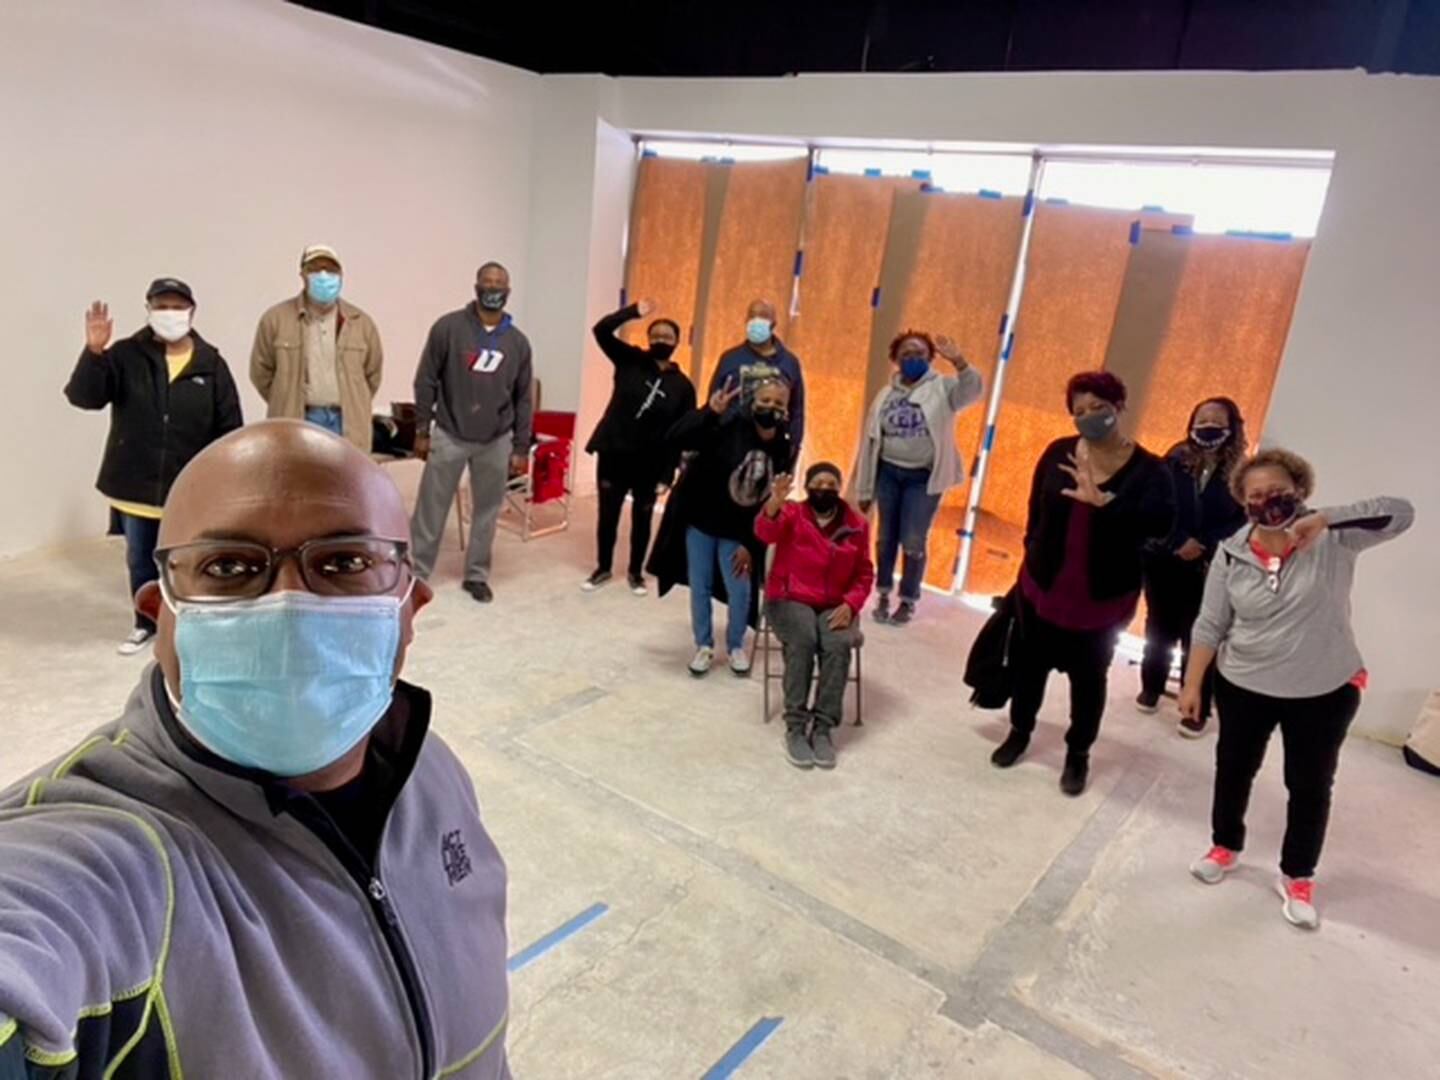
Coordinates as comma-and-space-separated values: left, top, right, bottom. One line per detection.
746, 318, 773, 346
171, 589, 406, 777
306, 271, 342, 305
899, 355, 930, 383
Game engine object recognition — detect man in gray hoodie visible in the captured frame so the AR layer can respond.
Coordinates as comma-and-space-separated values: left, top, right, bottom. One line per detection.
411, 262, 534, 604
0, 421, 510, 1079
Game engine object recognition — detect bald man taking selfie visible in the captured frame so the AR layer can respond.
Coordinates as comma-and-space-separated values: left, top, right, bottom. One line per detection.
0, 422, 510, 1079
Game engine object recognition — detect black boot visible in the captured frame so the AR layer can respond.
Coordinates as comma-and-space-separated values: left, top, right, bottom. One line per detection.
990, 729, 1030, 768
1060, 753, 1089, 796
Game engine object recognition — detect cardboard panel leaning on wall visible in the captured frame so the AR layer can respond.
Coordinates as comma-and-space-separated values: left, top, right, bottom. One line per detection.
868, 192, 1025, 591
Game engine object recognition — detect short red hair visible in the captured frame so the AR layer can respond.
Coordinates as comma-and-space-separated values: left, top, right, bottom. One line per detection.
888, 329, 936, 362
1065, 371, 1127, 412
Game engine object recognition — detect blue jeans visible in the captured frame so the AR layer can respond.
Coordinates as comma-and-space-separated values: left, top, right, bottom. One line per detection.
119, 511, 161, 632
305, 406, 344, 435
685, 527, 751, 653
875, 461, 942, 603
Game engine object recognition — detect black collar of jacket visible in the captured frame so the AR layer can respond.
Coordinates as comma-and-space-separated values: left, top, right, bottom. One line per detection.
133, 327, 224, 371
148, 664, 432, 818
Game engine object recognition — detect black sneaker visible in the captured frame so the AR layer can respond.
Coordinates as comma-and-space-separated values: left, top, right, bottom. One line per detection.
1060, 753, 1090, 796
890, 601, 916, 626
581, 569, 612, 592
627, 574, 649, 597
786, 727, 814, 769
872, 595, 892, 624
811, 726, 837, 770
1178, 714, 1209, 739
1135, 690, 1161, 714
990, 730, 1030, 768
463, 581, 494, 603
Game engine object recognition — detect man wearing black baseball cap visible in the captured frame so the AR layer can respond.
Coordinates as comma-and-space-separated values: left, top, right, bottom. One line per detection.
65, 278, 243, 654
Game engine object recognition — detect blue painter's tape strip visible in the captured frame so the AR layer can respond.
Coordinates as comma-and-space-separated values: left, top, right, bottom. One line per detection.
979, 188, 1002, 200
998, 312, 1008, 337
983, 423, 997, 452
864, 167, 882, 177
813, 164, 830, 176
1045, 197, 1069, 206
1171, 224, 1195, 236
871, 287, 881, 309
1001, 332, 1015, 360
793, 250, 804, 277
507, 903, 608, 973
701, 1017, 784, 1080
970, 454, 982, 478
1226, 229, 1294, 242
1129, 221, 1142, 246
620, 287, 628, 308
1022, 191, 1035, 217
642, 149, 658, 159
958, 528, 975, 539
911, 169, 932, 180
1142, 204, 1166, 212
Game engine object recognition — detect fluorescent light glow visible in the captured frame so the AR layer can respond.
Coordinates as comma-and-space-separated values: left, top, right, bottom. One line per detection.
1040, 159, 1332, 237
816, 148, 1032, 195
640, 140, 807, 162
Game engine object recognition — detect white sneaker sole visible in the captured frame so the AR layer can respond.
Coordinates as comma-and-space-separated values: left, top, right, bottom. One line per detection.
1177, 722, 1208, 740
1275, 880, 1320, 930
1135, 701, 1160, 715
117, 638, 153, 656
1190, 858, 1237, 885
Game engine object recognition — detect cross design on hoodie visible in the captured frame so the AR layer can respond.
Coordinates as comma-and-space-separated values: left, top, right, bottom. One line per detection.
635, 376, 667, 420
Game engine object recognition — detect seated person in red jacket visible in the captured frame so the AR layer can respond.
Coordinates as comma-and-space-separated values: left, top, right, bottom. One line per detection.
756, 462, 875, 772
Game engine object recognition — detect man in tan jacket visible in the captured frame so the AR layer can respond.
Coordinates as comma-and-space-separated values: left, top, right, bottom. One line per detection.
251, 244, 384, 450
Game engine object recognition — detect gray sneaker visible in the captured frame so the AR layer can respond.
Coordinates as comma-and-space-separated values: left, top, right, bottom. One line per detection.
811, 726, 837, 770
785, 727, 814, 769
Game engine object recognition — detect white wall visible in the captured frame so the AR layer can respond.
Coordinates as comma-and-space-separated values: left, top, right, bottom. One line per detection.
602, 71, 1440, 742
520, 78, 634, 495
0, 0, 538, 556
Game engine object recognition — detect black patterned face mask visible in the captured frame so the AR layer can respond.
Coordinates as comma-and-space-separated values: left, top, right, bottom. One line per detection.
1247, 491, 1301, 530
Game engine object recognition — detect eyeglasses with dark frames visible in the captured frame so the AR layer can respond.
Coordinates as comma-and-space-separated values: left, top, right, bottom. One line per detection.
155, 536, 411, 604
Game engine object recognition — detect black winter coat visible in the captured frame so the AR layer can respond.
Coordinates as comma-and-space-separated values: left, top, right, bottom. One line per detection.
64, 328, 243, 507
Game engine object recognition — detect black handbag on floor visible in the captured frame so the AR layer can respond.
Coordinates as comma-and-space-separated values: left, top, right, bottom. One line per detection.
964, 586, 1020, 710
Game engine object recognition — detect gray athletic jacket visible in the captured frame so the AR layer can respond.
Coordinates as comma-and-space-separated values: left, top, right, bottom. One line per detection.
1192, 497, 1415, 698
0, 667, 510, 1079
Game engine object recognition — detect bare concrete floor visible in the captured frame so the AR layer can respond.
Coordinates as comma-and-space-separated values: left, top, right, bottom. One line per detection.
3, 480, 1437, 1079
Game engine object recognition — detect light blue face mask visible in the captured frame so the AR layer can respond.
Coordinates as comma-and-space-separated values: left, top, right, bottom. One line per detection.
172, 589, 405, 777
306, 271, 342, 305
746, 317, 773, 346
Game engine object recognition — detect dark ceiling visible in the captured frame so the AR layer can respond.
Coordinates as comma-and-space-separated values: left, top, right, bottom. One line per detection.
292, 0, 1440, 76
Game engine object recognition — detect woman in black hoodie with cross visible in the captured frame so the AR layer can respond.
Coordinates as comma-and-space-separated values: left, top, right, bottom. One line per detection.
583, 300, 696, 595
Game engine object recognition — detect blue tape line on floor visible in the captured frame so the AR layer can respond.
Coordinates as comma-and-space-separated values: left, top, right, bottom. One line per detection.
979, 188, 1002, 199
793, 250, 804, 276
508, 903, 609, 973
1172, 224, 1194, 236
864, 167, 882, 177
871, 286, 881, 308
1129, 221, 1142, 245
1022, 191, 1035, 216
701, 1017, 784, 1080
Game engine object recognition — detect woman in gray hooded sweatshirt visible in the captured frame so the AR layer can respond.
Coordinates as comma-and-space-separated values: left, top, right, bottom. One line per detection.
1182, 447, 1414, 930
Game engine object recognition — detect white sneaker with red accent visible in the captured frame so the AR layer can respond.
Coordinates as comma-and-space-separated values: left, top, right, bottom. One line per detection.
1190, 845, 1239, 885
1277, 876, 1320, 930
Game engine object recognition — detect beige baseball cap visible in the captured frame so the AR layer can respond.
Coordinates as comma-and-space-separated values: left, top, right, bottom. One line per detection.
299, 244, 342, 270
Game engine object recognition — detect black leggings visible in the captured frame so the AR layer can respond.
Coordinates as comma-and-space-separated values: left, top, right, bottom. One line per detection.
1141, 554, 1211, 715
1007, 599, 1121, 756
595, 452, 662, 578
1211, 674, 1360, 879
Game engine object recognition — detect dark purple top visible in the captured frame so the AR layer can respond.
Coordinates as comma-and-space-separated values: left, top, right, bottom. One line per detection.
1021, 503, 1139, 632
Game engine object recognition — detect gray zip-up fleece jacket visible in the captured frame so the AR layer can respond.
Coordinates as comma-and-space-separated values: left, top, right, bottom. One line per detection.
414, 305, 533, 451
1192, 497, 1415, 698
0, 668, 510, 1080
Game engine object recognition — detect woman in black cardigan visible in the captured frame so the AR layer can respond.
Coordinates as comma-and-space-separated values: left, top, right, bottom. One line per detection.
990, 371, 1175, 795
1136, 397, 1248, 735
